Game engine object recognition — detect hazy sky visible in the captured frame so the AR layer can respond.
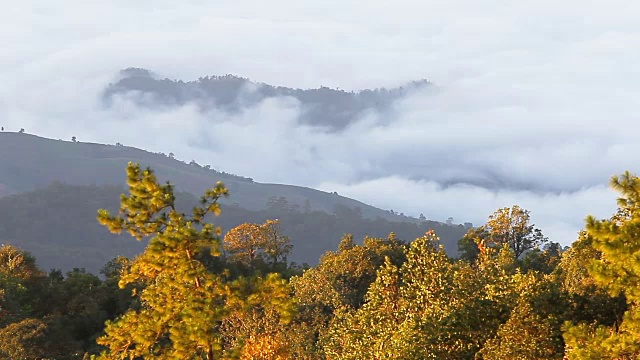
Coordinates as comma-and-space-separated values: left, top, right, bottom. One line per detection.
3, 1, 639, 245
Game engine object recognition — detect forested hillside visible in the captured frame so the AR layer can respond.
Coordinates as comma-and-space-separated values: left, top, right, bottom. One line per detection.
2, 162, 639, 359
0, 182, 465, 273
103, 68, 431, 130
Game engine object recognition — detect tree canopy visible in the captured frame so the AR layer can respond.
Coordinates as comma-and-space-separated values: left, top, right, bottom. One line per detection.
3, 164, 640, 359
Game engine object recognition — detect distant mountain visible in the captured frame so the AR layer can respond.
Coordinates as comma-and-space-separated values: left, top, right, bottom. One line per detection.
0, 132, 469, 272
102, 68, 431, 130
0, 132, 420, 222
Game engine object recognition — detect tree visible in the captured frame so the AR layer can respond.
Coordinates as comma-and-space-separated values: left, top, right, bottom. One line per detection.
94, 163, 295, 359
322, 257, 404, 359
292, 233, 406, 311
18, 128, 24, 133
477, 205, 547, 258
520, 242, 562, 274
322, 232, 520, 359
261, 220, 293, 265
479, 273, 566, 360
457, 227, 483, 263
0, 245, 44, 326
557, 232, 626, 327
288, 233, 406, 358
563, 172, 640, 359
481, 302, 562, 360
71, 136, 77, 142
0, 247, 87, 358
266, 196, 290, 213
0, 318, 52, 359
224, 223, 264, 266
224, 220, 292, 269
219, 276, 297, 360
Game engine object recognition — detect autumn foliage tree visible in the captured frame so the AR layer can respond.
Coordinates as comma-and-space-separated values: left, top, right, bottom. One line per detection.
0, 245, 44, 326
224, 223, 263, 266
459, 205, 547, 260
224, 219, 292, 268
322, 232, 521, 359
485, 205, 547, 258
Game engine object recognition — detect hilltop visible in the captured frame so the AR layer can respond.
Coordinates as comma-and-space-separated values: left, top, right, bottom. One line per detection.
0, 132, 415, 220
0, 132, 468, 272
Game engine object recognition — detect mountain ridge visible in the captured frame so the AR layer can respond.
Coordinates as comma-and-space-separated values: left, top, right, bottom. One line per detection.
102, 67, 431, 130
0, 131, 419, 222
0, 132, 469, 272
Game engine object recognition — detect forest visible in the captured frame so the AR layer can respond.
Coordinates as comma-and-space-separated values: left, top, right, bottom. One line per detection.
0, 181, 466, 274
1, 163, 639, 359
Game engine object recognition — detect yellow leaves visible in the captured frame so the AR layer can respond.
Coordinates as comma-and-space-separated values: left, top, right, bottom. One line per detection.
481, 300, 563, 360
240, 332, 291, 360
475, 205, 547, 258
322, 229, 560, 359
222, 278, 296, 359
225, 223, 263, 263
0, 246, 25, 274
224, 220, 292, 266
0, 245, 42, 281
560, 171, 640, 359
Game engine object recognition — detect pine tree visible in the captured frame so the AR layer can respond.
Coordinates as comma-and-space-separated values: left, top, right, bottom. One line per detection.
563, 171, 640, 359
94, 163, 295, 359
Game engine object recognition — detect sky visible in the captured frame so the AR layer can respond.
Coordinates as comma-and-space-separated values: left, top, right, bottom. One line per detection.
2, 1, 639, 245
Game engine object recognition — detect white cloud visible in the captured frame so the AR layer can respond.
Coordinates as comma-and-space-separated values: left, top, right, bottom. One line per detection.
2, 0, 638, 245
317, 177, 617, 243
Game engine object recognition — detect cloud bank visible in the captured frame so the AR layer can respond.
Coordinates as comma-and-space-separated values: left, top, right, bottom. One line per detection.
2, 0, 637, 245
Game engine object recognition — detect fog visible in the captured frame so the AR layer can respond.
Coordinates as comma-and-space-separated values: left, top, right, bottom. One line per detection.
3, 1, 638, 244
